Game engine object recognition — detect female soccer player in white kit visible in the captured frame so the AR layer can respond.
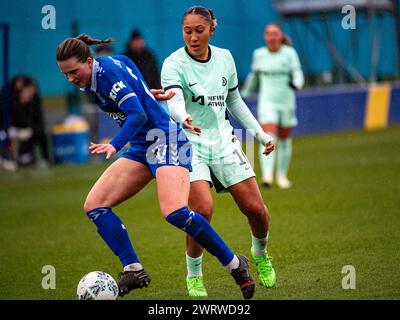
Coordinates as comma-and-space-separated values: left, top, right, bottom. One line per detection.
161, 6, 276, 297
242, 23, 304, 189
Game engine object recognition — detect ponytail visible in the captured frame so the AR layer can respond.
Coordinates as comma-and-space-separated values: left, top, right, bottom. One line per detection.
281, 34, 291, 46
207, 8, 218, 31
56, 34, 113, 62
76, 34, 113, 46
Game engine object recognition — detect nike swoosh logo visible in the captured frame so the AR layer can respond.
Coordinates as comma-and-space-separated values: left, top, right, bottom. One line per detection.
189, 82, 198, 87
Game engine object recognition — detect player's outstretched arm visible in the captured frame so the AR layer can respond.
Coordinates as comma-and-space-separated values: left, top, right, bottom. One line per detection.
226, 88, 274, 156
165, 88, 201, 135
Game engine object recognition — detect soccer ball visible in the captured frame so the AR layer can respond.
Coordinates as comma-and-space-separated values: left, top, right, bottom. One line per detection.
77, 271, 119, 300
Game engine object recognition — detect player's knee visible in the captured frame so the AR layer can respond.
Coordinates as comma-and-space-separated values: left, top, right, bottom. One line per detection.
242, 202, 268, 220
191, 204, 213, 222
83, 199, 94, 213
83, 195, 101, 213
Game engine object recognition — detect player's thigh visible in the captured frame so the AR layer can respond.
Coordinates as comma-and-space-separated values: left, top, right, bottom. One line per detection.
84, 158, 153, 211
278, 109, 297, 138
259, 107, 279, 135
228, 177, 266, 216
261, 123, 279, 136
189, 180, 214, 220
277, 127, 293, 139
156, 165, 190, 217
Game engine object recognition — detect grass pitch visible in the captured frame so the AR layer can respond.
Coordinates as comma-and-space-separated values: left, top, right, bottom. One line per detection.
0, 126, 399, 300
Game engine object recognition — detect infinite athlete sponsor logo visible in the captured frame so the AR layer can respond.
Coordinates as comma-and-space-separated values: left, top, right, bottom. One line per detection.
192, 94, 225, 107
260, 70, 291, 76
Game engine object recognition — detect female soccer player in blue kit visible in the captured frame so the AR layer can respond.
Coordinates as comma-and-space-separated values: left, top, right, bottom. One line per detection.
56, 35, 255, 299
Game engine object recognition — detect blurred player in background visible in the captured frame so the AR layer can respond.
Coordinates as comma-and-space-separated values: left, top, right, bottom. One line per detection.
161, 6, 276, 297
56, 35, 256, 299
242, 22, 304, 189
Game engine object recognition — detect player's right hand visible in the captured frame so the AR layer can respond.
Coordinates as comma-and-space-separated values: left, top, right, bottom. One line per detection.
150, 89, 175, 101
263, 140, 275, 156
183, 117, 201, 135
89, 142, 117, 160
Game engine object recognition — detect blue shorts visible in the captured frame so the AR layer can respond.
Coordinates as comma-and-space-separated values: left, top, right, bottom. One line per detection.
121, 135, 192, 176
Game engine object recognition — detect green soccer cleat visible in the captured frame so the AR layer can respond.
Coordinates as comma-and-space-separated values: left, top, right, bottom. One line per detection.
186, 276, 208, 297
250, 247, 276, 288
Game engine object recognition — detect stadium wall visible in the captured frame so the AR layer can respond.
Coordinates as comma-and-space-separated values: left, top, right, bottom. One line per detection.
241, 83, 400, 137
0, 0, 398, 96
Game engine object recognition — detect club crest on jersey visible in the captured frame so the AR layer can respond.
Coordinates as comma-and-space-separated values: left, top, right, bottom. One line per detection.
222, 77, 227, 87
109, 81, 126, 101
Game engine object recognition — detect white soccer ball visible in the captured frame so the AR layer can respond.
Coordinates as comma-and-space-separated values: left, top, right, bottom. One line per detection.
77, 271, 119, 300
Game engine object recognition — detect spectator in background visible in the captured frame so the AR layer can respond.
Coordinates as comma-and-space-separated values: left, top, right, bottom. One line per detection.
0, 83, 17, 171
8, 76, 50, 167
122, 29, 161, 89
95, 43, 113, 57
242, 22, 304, 189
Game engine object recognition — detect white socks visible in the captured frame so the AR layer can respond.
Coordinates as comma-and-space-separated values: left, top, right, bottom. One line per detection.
252, 233, 269, 256
225, 255, 240, 272
186, 253, 203, 277
123, 262, 144, 272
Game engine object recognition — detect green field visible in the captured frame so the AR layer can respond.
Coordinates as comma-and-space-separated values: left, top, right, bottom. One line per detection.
0, 126, 399, 300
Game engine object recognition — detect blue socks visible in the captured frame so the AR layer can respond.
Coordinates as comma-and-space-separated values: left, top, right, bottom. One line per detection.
86, 207, 139, 268
87, 207, 235, 269
166, 207, 234, 266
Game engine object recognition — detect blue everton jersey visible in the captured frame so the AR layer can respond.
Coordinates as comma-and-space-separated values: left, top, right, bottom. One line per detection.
82, 55, 179, 151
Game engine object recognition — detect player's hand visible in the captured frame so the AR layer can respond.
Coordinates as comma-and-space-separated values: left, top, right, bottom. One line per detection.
150, 89, 175, 101
263, 140, 275, 156
183, 117, 201, 135
89, 142, 117, 160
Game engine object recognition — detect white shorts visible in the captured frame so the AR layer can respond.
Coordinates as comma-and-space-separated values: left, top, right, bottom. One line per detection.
258, 107, 298, 128
190, 136, 256, 193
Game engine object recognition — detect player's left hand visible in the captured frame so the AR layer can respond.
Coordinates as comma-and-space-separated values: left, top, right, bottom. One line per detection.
89, 142, 117, 160
263, 141, 275, 156
150, 89, 175, 101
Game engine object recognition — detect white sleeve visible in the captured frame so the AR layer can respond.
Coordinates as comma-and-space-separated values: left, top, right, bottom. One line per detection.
241, 50, 259, 99
290, 49, 304, 90
164, 87, 190, 125
226, 88, 273, 146
291, 69, 304, 90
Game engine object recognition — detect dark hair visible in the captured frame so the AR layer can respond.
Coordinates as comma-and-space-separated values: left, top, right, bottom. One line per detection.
266, 22, 291, 46
56, 34, 113, 62
130, 29, 143, 41
182, 6, 217, 31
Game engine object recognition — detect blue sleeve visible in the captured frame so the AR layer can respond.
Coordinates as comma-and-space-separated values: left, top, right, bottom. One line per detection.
113, 55, 145, 83
98, 64, 148, 152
